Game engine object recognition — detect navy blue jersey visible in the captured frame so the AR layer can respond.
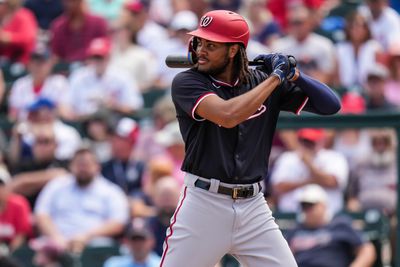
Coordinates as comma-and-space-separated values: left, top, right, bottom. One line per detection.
171, 68, 308, 184
285, 216, 365, 267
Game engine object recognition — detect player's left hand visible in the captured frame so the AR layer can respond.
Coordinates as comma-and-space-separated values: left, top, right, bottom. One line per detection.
254, 53, 291, 83
253, 54, 274, 74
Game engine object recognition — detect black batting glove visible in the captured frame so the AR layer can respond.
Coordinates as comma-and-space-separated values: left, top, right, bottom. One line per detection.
254, 53, 290, 84
254, 54, 274, 74
287, 55, 300, 82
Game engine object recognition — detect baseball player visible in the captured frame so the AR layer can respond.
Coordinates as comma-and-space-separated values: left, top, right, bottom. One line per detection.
161, 10, 341, 267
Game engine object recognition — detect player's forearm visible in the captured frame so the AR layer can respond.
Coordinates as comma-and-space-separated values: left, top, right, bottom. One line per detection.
218, 76, 280, 127
294, 73, 340, 115
350, 243, 376, 267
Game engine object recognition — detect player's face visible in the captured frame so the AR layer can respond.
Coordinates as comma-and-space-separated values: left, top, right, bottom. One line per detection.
196, 38, 231, 76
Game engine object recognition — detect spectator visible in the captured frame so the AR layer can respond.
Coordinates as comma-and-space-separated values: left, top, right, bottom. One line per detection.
142, 156, 174, 199
101, 117, 145, 197
285, 184, 376, 267
86, 0, 125, 23
0, 0, 37, 65
0, 172, 32, 253
148, 176, 180, 257
335, 11, 383, 90
8, 98, 81, 164
8, 45, 69, 121
82, 111, 113, 164
347, 128, 397, 216
50, 0, 107, 63
240, 0, 281, 47
271, 128, 349, 215
24, 0, 63, 31
64, 37, 143, 120
109, 19, 158, 92
154, 10, 198, 89
332, 92, 371, 172
35, 148, 129, 253
271, 5, 336, 84
154, 121, 185, 185
133, 95, 177, 163
211, 0, 240, 11
30, 237, 70, 267
9, 124, 68, 208
364, 64, 398, 111
384, 40, 400, 106
103, 217, 161, 267
359, 0, 400, 50
121, 0, 169, 56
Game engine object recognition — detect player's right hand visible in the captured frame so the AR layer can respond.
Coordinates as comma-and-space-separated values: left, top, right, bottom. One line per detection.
287, 55, 300, 82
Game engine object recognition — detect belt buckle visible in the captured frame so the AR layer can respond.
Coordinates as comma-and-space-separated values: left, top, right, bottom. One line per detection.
232, 186, 245, 199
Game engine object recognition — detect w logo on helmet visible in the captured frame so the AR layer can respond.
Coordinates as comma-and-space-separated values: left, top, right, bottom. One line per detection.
200, 16, 213, 27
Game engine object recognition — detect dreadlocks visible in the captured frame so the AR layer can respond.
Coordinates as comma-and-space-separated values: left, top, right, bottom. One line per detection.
233, 45, 250, 85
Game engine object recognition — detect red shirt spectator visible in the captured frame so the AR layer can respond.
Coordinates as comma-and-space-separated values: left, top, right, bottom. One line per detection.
50, 1, 107, 62
0, 194, 32, 245
0, 7, 37, 64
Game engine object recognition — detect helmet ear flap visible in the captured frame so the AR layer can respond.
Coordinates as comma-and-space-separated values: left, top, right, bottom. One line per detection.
188, 36, 198, 64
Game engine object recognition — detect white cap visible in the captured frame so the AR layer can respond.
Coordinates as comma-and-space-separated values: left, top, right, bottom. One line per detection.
155, 121, 183, 147
115, 117, 139, 142
298, 184, 328, 204
170, 10, 198, 31
0, 168, 10, 185
366, 63, 389, 79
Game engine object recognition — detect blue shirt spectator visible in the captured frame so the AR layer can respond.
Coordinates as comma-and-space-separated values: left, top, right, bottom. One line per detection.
103, 217, 161, 267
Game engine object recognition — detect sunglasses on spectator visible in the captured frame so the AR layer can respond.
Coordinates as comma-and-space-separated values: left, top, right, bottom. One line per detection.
289, 19, 306, 26
89, 55, 106, 61
35, 138, 55, 145
299, 138, 317, 148
372, 136, 390, 146
300, 202, 316, 210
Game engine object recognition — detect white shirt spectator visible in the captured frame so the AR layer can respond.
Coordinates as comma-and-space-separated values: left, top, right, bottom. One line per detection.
67, 66, 143, 117
271, 149, 349, 215
137, 20, 169, 55
110, 44, 158, 92
8, 74, 69, 120
35, 174, 129, 239
359, 5, 400, 50
336, 40, 383, 89
271, 33, 336, 75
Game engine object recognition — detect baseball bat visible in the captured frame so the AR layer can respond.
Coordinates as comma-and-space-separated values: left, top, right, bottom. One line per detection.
165, 55, 265, 68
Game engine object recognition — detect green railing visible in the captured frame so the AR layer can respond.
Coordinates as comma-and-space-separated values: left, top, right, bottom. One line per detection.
277, 111, 400, 267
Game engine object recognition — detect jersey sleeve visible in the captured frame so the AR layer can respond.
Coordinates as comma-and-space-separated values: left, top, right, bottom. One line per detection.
279, 81, 309, 115
171, 70, 216, 121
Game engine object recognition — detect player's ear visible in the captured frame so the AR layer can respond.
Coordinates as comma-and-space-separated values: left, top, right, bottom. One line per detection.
228, 44, 240, 59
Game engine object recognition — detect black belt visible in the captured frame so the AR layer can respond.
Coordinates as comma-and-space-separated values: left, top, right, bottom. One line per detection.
194, 179, 262, 199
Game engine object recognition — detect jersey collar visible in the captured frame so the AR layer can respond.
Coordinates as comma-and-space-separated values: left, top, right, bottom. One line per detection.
209, 75, 239, 87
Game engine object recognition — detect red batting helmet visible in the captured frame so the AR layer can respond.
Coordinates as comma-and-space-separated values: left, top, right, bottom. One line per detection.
188, 10, 250, 48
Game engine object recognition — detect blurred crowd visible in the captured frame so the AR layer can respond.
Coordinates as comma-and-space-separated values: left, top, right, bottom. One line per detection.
0, 0, 398, 266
